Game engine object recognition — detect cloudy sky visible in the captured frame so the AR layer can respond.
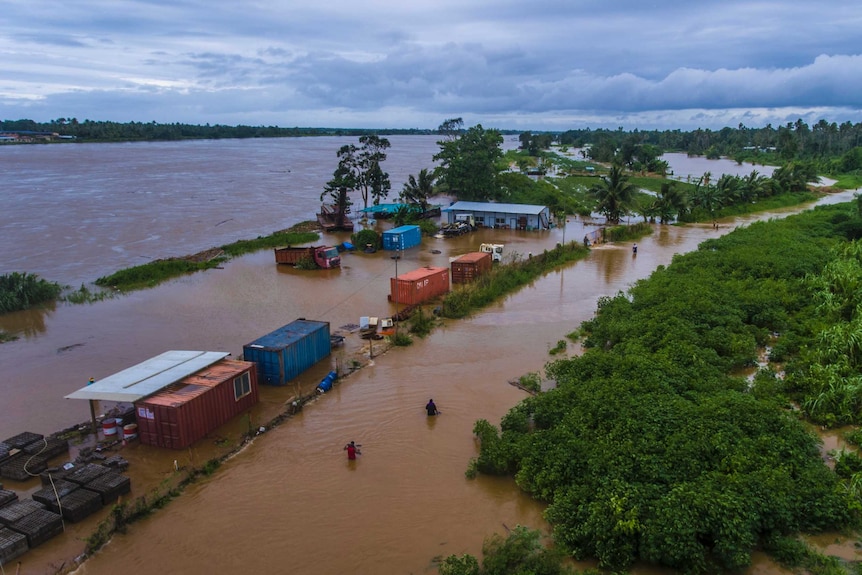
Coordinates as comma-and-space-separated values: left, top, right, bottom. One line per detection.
2, 0, 861, 131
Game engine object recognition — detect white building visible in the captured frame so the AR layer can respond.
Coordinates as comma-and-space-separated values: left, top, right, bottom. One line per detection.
442, 201, 551, 230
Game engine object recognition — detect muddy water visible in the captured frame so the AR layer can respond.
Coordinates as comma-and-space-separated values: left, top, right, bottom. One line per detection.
63, 205, 851, 575
0, 137, 858, 574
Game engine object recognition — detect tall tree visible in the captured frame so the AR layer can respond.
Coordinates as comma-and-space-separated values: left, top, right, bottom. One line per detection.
433, 124, 504, 202
588, 163, 637, 224
692, 174, 723, 228
356, 135, 392, 211
320, 144, 358, 228
651, 181, 688, 224
437, 117, 464, 141
400, 168, 435, 211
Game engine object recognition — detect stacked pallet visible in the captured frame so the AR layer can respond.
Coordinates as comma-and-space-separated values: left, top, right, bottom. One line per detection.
0, 432, 69, 482
0, 499, 62, 551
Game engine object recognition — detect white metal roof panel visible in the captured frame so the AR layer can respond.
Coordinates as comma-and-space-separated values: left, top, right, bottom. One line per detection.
65, 350, 230, 402
441, 201, 548, 215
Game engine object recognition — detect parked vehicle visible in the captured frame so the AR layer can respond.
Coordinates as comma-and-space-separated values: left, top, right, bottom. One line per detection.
480, 243, 504, 262
274, 246, 341, 268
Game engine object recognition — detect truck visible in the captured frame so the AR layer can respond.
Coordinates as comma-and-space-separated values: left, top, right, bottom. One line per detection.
274, 246, 341, 268
480, 243, 504, 262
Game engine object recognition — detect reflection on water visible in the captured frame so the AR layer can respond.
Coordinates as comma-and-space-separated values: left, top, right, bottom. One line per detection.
662, 152, 776, 182
0, 303, 54, 338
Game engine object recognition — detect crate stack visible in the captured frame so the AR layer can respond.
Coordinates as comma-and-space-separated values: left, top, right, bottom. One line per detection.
0, 431, 131, 564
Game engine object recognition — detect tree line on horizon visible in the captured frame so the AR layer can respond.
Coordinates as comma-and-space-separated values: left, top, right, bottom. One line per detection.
4, 117, 862, 166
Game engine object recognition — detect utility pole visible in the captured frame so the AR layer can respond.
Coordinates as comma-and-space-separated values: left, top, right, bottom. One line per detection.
391, 248, 401, 337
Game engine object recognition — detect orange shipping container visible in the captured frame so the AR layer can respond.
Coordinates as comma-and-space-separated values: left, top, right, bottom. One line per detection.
389, 266, 450, 306
451, 251, 492, 284
134, 359, 259, 449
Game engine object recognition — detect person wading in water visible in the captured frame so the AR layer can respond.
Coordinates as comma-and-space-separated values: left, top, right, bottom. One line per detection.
425, 399, 439, 416
344, 441, 361, 460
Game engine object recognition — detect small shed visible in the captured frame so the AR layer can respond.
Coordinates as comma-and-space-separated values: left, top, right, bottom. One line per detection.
389, 267, 450, 306
442, 201, 550, 230
243, 319, 331, 386
451, 252, 492, 284
382, 225, 421, 251
65, 350, 233, 435
134, 358, 258, 449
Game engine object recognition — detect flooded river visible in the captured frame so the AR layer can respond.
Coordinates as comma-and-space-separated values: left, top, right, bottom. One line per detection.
0, 137, 858, 574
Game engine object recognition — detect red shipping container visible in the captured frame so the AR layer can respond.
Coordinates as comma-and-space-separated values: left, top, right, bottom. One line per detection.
389, 266, 450, 306
134, 359, 259, 449
451, 252, 492, 284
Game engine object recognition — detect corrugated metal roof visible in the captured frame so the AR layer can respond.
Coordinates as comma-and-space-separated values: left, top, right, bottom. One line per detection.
396, 266, 448, 281
453, 252, 491, 263
441, 201, 548, 215
245, 319, 329, 350
65, 350, 230, 402
139, 359, 253, 408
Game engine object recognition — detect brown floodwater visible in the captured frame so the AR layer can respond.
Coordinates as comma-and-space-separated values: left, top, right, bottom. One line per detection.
0, 138, 858, 574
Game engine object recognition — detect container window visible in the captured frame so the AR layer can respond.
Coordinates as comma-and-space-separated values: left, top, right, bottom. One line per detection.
234, 372, 251, 400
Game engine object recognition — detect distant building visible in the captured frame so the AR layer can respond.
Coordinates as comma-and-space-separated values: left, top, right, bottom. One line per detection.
442, 201, 551, 230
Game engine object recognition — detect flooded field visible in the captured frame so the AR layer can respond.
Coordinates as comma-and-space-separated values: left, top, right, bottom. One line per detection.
1, 137, 858, 574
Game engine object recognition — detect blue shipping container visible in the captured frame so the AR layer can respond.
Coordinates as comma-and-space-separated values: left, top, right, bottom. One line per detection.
243, 319, 331, 386
382, 225, 421, 251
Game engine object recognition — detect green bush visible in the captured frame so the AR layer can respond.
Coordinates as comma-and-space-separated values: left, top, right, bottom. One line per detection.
0, 272, 63, 313
351, 229, 380, 250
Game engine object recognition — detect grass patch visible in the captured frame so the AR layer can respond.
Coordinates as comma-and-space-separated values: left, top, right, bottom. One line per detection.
95, 225, 320, 292
830, 174, 862, 190
95, 257, 226, 291
408, 307, 437, 337
604, 221, 652, 242
219, 229, 319, 257
548, 340, 567, 355
62, 283, 117, 304
392, 331, 413, 346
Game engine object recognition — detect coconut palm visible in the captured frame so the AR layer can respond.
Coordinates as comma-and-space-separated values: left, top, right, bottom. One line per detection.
692, 178, 723, 229
588, 163, 637, 224
652, 181, 689, 224
400, 168, 435, 211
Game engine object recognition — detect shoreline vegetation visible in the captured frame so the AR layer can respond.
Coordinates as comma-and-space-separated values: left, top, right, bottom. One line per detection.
458, 201, 862, 574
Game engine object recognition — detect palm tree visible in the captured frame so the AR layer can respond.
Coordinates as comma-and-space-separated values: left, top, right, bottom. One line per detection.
588, 163, 637, 224
714, 174, 741, 204
652, 182, 688, 224
693, 181, 723, 229
739, 170, 767, 202
400, 168, 435, 211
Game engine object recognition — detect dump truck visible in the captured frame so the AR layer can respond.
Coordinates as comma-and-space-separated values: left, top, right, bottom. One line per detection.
274, 246, 341, 268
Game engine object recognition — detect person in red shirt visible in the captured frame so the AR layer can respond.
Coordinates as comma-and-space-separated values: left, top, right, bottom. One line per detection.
344, 441, 360, 460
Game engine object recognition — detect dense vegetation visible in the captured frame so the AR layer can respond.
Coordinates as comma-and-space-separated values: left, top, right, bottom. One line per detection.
439, 525, 573, 575
556, 120, 862, 176
0, 272, 62, 313
468, 202, 862, 573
